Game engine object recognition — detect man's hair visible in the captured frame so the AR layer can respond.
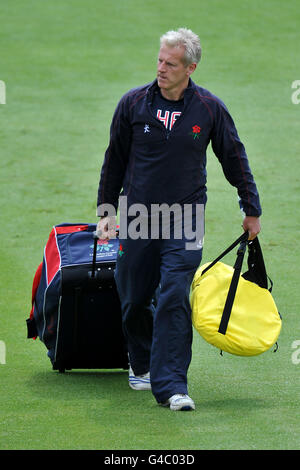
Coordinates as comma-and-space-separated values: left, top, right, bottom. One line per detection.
160, 28, 202, 66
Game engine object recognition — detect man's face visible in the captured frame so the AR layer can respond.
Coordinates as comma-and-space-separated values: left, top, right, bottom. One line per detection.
157, 45, 196, 97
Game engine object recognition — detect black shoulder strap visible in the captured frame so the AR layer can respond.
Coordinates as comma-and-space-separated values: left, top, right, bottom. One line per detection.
218, 238, 247, 335
201, 231, 249, 277
200, 232, 249, 336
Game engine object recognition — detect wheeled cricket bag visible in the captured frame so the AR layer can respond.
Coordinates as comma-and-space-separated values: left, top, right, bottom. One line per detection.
26, 223, 128, 372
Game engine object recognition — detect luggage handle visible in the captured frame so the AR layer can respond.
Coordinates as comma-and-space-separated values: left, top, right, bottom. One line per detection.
90, 230, 119, 280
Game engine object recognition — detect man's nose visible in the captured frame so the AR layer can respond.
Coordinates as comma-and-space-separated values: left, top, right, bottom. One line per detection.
158, 61, 166, 72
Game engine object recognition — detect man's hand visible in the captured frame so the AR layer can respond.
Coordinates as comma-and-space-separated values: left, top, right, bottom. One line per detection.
243, 216, 261, 240
96, 216, 117, 240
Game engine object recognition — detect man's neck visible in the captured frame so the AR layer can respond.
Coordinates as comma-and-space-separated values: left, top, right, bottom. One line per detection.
160, 84, 187, 101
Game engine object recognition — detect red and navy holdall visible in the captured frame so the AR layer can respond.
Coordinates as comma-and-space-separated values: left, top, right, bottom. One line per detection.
26, 223, 120, 362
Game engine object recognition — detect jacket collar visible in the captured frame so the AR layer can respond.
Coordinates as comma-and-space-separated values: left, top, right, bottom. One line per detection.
147, 78, 196, 101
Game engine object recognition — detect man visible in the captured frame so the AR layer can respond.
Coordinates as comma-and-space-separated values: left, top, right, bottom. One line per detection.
96, 28, 261, 411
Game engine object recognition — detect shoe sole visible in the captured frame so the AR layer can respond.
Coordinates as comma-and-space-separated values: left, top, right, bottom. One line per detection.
129, 382, 151, 391
162, 400, 195, 411
162, 402, 195, 411
170, 404, 195, 411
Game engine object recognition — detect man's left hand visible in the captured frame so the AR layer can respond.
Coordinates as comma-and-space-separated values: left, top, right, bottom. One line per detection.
243, 216, 261, 240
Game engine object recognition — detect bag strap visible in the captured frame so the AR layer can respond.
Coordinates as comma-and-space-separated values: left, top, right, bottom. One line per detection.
199, 231, 249, 336
201, 231, 249, 276
242, 237, 270, 290
218, 238, 247, 335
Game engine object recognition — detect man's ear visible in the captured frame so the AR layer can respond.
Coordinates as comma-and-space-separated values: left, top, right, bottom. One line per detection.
187, 62, 197, 77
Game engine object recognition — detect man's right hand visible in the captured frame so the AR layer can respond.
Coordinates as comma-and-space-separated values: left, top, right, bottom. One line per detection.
96, 216, 117, 240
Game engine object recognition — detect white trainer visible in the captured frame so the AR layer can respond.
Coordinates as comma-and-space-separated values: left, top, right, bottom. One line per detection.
162, 394, 195, 411
128, 366, 151, 390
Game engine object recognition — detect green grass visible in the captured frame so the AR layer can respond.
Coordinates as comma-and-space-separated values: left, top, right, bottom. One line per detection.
1, 0, 299, 450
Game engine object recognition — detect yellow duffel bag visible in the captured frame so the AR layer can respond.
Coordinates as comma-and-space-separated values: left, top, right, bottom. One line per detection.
191, 233, 282, 356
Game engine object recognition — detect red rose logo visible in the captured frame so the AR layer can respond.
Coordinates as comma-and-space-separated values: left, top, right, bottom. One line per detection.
190, 125, 202, 139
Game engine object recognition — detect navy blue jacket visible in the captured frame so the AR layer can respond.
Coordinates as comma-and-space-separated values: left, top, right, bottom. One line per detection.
97, 79, 261, 217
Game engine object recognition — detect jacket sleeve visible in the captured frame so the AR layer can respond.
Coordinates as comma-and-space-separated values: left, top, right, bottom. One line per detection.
210, 99, 262, 217
96, 95, 132, 216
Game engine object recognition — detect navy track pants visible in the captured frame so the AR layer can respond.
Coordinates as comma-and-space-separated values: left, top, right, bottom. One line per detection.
115, 233, 203, 403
